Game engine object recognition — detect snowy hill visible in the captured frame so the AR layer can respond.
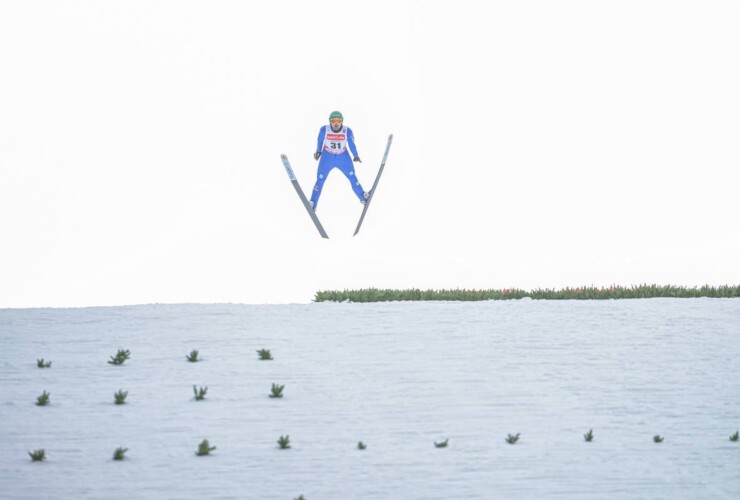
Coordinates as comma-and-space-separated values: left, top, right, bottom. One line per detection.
3, 299, 739, 499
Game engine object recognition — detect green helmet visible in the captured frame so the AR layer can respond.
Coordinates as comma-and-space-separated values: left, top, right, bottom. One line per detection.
329, 111, 343, 122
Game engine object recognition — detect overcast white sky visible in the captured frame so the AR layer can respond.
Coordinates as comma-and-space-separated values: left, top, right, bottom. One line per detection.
1, 1, 738, 308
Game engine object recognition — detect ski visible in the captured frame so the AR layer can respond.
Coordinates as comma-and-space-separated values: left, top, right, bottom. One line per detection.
353, 133, 394, 236
280, 154, 329, 239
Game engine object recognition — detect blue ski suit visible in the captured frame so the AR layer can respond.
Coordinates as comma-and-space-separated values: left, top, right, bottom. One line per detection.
310, 124, 366, 209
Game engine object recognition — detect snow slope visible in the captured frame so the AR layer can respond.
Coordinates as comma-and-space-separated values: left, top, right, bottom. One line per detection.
2, 299, 739, 499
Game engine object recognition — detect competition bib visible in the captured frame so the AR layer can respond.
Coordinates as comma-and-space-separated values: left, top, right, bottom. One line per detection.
323, 125, 347, 154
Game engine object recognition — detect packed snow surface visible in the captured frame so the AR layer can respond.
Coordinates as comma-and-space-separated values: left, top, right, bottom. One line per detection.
2, 299, 739, 499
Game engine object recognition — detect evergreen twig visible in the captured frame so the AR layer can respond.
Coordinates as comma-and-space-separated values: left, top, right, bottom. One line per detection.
434, 439, 449, 448
108, 349, 131, 365
278, 435, 291, 449
506, 433, 520, 444
193, 386, 208, 401
269, 383, 285, 398
114, 389, 128, 405
257, 349, 273, 360
36, 391, 50, 406
196, 439, 216, 456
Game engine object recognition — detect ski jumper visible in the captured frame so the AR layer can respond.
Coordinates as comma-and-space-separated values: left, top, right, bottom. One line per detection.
310, 125, 365, 209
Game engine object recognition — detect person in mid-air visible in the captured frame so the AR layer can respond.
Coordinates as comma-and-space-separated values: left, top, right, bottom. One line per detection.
310, 111, 368, 211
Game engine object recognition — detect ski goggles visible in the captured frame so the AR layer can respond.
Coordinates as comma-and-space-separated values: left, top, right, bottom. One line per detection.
330, 118, 343, 124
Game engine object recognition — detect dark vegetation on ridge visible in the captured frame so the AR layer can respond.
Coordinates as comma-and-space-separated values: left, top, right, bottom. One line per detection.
314, 284, 740, 302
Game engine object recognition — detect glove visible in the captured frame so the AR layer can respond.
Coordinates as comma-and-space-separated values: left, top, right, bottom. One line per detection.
353, 156, 362, 163
314, 152, 321, 161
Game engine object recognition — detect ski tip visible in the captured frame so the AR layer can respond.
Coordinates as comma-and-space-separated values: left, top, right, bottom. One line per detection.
388, 133, 393, 140
280, 154, 287, 160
